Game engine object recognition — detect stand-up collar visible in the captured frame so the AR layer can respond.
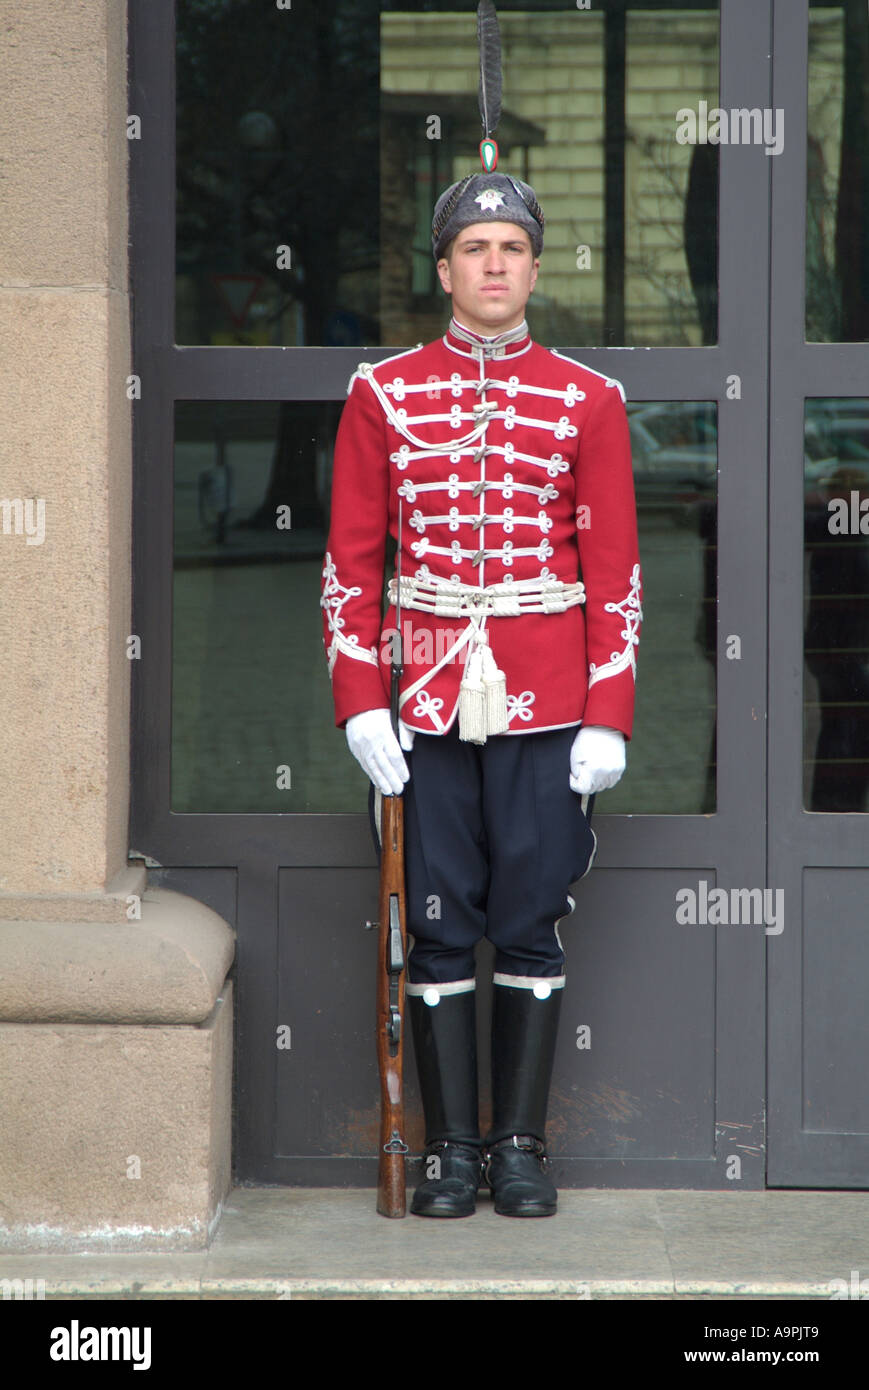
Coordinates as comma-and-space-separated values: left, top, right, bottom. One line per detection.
445, 316, 532, 360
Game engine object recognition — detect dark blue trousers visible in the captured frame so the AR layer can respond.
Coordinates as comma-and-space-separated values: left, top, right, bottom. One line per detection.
371, 723, 596, 986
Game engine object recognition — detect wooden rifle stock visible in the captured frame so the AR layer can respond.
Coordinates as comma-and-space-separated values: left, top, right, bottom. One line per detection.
375, 787, 408, 1217
375, 497, 408, 1217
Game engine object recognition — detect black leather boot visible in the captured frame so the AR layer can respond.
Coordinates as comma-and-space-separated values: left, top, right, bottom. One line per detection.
408, 987, 483, 1217
483, 981, 562, 1217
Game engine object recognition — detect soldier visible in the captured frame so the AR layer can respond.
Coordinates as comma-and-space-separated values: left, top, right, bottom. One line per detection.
321, 170, 641, 1217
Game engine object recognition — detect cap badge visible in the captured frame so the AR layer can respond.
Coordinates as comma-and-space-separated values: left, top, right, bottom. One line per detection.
474, 187, 506, 212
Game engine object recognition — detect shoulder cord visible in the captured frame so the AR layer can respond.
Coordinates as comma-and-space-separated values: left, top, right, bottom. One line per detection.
356, 359, 495, 456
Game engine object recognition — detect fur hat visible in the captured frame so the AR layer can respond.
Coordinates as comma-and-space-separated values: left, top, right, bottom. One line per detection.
432, 172, 544, 261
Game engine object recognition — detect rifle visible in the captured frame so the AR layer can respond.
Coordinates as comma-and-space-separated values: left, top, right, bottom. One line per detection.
374, 499, 409, 1217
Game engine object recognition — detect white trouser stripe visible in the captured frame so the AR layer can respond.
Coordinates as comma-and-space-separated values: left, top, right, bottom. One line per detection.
579, 827, 598, 879
493, 973, 566, 990
406, 978, 476, 996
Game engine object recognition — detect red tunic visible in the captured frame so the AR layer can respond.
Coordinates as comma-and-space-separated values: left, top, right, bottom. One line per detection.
321, 317, 642, 739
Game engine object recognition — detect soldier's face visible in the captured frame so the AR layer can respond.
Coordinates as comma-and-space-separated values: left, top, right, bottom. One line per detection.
436, 223, 539, 336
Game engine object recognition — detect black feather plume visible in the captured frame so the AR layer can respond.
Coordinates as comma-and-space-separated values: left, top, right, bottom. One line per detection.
477, 0, 502, 139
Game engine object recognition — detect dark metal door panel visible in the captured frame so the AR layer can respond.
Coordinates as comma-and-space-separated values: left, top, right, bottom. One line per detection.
551, 867, 754, 1189
240, 863, 765, 1188
274, 866, 411, 1183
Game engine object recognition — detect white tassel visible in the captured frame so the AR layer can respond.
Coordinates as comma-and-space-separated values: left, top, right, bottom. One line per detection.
458, 645, 487, 743
481, 641, 508, 735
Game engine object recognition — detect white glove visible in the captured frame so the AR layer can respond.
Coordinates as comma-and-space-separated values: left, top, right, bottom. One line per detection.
346, 708, 414, 796
569, 725, 626, 795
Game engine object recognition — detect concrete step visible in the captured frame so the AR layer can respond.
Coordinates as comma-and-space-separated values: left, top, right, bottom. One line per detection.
2, 1187, 868, 1300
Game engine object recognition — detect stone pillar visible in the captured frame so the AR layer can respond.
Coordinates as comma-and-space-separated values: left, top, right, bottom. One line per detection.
0, 0, 234, 1248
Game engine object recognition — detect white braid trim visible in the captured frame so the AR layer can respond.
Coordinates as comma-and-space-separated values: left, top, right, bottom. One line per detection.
389, 572, 585, 618
357, 362, 492, 453
320, 551, 378, 675
493, 974, 566, 991
549, 349, 627, 403
406, 978, 476, 997
587, 563, 642, 686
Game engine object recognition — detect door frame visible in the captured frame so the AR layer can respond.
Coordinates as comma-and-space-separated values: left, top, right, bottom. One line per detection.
129, 0, 773, 1186
767, 0, 869, 1187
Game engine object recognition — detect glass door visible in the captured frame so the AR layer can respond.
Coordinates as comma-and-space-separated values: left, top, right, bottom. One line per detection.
131, 0, 773, 1187
768, 0, 869, 1187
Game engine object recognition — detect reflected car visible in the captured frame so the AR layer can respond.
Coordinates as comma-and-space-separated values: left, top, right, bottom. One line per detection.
804, 410, 869, 508
627, 402, 717, 521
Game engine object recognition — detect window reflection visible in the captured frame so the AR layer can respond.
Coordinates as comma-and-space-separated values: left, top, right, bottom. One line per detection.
176, 1, 720, 348
176, 3, 381, 347
172, 401, 370, 813
804, 399, 869, 811
600, 401, 717, 815
807, 1, 869, 342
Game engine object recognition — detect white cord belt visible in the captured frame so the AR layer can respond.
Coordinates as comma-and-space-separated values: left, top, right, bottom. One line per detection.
387, 573, 585, 618
387, 574, 585, 746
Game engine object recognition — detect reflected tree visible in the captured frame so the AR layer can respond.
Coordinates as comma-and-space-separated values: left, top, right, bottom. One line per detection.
835, 0, 869, 341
